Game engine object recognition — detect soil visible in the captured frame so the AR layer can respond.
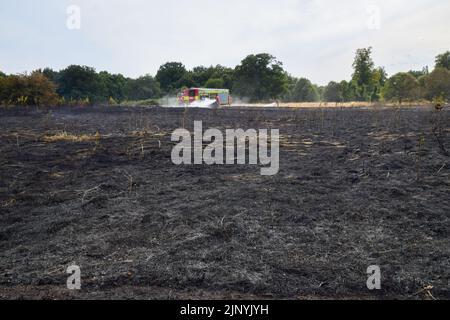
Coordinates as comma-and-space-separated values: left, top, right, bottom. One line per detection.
0, 105, 449, 300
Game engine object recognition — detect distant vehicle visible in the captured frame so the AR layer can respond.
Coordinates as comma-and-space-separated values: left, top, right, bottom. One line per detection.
178, 88, 232, 107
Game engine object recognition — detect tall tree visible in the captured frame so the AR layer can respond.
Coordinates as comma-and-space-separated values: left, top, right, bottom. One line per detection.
435, 51, 450, 70
98, 71, 128, 102
233, 53, 288, 101
177, 71, 196, 89
289, 78, 319, 102
422, 67, 450, 100
340, 80, 358, 102
42, 68, 60, 83
382, 72, 419, 104
190, 65, 234, 89
191, 66, 214, 87
57, 65, 105, 103
352, 48, 375, 85
351, 47, 376, 101
408, 67, 429, 79
209, 65, 234, 89
125, 75, 161, 100
205, 78, 225, 89
324, 81, 344, 102
371, 67, 388, 101
155, 62, 187, 94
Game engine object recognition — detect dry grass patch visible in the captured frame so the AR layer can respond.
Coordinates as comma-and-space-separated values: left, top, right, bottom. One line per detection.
42, 131, 101, 143
2, 198, 17, 208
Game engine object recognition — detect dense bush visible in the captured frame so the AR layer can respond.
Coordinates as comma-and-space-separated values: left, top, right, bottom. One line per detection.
0, 71, 59, 106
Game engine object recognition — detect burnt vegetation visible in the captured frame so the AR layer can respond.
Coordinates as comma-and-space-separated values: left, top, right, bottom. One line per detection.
0, 105, 449, 299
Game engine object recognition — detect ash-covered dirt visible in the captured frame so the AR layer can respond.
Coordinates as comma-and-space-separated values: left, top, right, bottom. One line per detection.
0, 105, 449, 300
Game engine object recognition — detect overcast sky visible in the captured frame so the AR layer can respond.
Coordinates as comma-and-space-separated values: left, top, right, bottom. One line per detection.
1, 0, 449, 85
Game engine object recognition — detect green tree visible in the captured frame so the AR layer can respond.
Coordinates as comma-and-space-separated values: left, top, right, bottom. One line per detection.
316, 85, 325, 101
191, 66, 214, 87
0, 75, 7, 103
351, 47, 376, 101
373, 67, 388, 86
288, 78, 319, 102
177, 71, 196, 89
409, 67, 429, 79
422, 67, 450, 100
233, 53, 288, 101
339, 80, 358, 102
205, 78, 225, 89
42, 68, 60, 83
57, 65, 105, 103
0, 74, 28, 105
352, 48, 375, 84
209, 65, 234, 89
382, 72, 419, 104
190, 65, 234, 89
155, 62, 187, 94
0, 71, 5, 101
435, 51, 450, 70
98, 72, 128, 102
125, 75, 161, 101
370, 67, 388, 101
323, 81, 344, 102
283, 75, 298, 100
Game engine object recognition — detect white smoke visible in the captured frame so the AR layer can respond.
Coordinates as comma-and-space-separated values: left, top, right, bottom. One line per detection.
188, 98, 218, 108
160, 95, 181, 108
160, 96, 218, 109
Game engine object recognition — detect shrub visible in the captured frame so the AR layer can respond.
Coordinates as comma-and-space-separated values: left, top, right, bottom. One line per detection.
0, 71, 59, 106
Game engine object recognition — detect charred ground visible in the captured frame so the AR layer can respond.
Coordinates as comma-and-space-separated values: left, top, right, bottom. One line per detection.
0, 105, 449, 299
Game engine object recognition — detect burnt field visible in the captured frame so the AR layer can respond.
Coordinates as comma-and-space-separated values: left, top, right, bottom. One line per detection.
0, 105, 449, 300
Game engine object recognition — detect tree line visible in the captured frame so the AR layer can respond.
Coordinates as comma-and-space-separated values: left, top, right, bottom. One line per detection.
1, 48, 450, 106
